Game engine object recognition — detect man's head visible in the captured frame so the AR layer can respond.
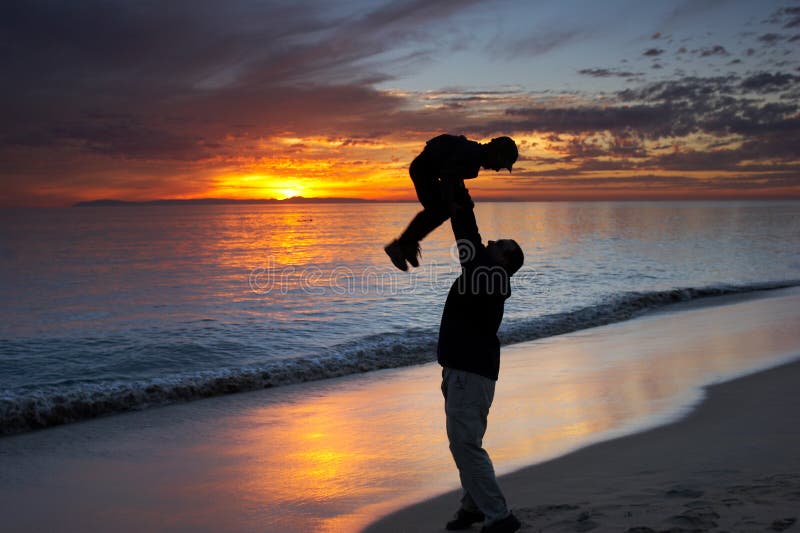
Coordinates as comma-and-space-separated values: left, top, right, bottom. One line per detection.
487, 239, 524, 275
483, 136, 518, 172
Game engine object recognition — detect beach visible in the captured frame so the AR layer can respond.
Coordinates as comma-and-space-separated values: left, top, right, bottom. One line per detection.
366, 353, 800, 532
1, 287, 799, 531
4, 0, 800, 529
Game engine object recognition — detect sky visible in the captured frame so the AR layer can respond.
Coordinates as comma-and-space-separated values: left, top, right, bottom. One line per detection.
1, 0, 799, 206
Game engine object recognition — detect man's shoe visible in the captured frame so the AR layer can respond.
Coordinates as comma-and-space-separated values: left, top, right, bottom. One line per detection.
384, 240, 408, 271
480, 512, 521, 533
446, 508, 485, 530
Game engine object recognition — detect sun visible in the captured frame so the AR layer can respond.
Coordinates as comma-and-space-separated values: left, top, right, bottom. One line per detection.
277, 187, 302, 199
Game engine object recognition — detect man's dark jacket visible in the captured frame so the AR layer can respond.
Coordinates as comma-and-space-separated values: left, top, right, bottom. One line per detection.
437, 194, 510, 381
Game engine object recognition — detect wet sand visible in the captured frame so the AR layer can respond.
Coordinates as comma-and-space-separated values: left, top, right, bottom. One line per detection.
364, 357, 800, 532
1, 288, 799, 532
365, 287, 800, 532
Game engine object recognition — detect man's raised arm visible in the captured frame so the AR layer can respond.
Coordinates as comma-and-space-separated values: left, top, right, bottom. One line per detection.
443, 181, 484, 268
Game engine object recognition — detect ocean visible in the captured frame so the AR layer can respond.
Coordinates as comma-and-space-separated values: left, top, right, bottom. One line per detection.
2, 201, 800, 435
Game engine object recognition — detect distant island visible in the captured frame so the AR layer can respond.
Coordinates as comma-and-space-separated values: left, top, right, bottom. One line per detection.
73, 196, 387, 207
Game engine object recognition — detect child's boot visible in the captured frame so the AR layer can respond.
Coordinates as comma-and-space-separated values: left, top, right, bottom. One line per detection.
384, 239, 409, 271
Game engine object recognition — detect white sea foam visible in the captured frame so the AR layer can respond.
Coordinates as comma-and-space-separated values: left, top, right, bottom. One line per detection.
2, 280, 797, 436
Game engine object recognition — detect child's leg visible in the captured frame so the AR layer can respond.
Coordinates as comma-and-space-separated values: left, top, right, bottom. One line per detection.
398, 165, 449, 243
400, 209, 449, 244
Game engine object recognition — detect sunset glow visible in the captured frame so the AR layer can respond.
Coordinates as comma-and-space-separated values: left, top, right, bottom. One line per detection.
1, 1, 798, 206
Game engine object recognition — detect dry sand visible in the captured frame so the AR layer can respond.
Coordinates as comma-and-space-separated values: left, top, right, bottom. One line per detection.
364, 358, 800, 532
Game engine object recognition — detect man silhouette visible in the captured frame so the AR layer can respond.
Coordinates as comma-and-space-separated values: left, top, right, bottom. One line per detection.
435, 184, 524, 533
384, 133, 523, 532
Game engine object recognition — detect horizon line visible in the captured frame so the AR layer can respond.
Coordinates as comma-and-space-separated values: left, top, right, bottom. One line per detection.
0, 195, 796, 208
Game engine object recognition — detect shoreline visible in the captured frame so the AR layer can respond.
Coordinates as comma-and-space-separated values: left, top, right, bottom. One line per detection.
1, 287, 799, 532
3, 281, 798, 438
364, 358, 800, 532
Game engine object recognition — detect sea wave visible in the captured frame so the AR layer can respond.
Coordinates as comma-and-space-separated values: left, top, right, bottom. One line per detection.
2, 280, 798, 436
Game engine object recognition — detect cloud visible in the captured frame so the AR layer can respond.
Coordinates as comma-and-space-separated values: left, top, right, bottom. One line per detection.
490, 29, 583, 58
0, 0, 490, 164
658, 0, 733, 28
618, 75, 739, 101
464, 69, 800, 164
765, 6, 800, 29
758, 33, 785, 45
501, 103, 695, 138
465, 69, 800, 187
697, 45, 729, 57
577, 68, 643, 78
518, 174, 699, 188
2, 1, 800, 203
740, 72, 800, 93
509, 172, 800, 195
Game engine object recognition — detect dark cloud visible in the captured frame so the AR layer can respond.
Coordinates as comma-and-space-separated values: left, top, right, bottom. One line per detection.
740, 72, 800, 93
337, 138, 385, 147
619, 76, 799, 143
617, 75, 739, 102
469, 70, 800, 183
2, 82, 412, 162
706, 173, 800, 190
697, 45, 729, 57
658, 0, 735, 29
520, 174, 699, 189
758, 33, 785, 45
577, 68, 643, 78
491, 29, 583, 58
507, 153, 800, 196
0, 0, 480, 90
765, 6, 800, 29
508, 170, 800, 198
548, 132, 648, 161
501, 103, 695, 139
2, 1, 799, 203
650, 148, 751, 172
13, 117, 211, 161
0, 0, 485, 164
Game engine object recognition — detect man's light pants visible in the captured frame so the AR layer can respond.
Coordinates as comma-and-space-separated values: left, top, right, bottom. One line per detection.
441, 367, 509, 525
